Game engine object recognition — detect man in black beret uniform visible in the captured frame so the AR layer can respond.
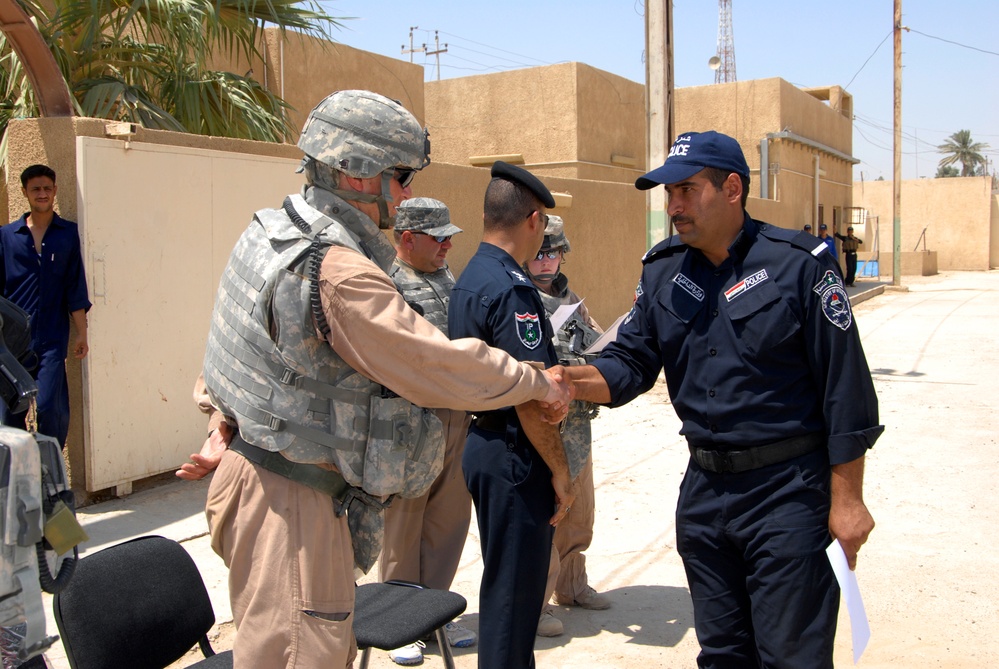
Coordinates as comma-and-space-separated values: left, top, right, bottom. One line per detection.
449, 162, 575, 669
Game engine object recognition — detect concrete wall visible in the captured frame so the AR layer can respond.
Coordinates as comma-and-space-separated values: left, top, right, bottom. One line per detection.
853, 176, 995, 271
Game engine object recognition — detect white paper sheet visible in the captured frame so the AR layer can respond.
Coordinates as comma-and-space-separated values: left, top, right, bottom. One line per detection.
549, 300, 583, 333
826, 539, 871, 664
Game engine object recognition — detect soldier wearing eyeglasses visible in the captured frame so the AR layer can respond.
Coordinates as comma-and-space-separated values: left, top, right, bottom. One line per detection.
185, 92, 572, 669
523, 215, 610, 639
380, 198, 477, 664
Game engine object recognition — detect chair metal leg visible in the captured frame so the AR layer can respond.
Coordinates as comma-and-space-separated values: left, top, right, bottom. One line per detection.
435, 626, 457, 669
358, 647, 371, 669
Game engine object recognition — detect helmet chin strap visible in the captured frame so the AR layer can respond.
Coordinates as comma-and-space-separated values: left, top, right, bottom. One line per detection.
524, 265, 559, 286
330, 171, 396, 229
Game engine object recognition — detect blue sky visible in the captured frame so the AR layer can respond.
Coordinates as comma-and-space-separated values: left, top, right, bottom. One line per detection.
319, 1, 998, 182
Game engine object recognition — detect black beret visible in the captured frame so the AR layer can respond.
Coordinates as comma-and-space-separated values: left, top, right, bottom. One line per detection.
490, 161, 555, 208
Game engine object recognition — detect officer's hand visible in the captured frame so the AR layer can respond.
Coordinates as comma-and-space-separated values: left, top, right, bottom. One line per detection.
176, 422, 232, 481
540, 365, 573, 423
549, 473, 577, 526
828, 496, 875, 571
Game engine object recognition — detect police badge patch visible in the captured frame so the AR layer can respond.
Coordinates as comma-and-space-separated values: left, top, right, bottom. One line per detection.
515, 312, 542, 349
812, 269, 852, 331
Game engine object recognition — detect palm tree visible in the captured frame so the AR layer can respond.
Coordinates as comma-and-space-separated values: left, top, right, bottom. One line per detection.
937, 129, 989, 177
0, 0, 341, 152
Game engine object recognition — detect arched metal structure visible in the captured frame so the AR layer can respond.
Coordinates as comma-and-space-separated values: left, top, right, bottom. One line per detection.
0, 0, 74, 117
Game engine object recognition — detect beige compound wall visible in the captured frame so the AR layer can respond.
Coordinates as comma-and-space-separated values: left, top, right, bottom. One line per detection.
853, 176, 996, 271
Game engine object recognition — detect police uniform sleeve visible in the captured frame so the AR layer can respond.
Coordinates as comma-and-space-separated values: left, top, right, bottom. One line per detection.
64, 222, 92, 313
803, 254, 884, 464
591, 270, 665, 408
319, 247, 550, 410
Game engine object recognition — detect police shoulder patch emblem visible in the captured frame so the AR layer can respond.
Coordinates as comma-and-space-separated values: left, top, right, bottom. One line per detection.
515, 312, 543, 349
812, 269, 852, 331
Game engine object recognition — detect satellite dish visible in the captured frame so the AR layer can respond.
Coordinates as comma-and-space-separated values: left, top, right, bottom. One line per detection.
708, 56, 721, 70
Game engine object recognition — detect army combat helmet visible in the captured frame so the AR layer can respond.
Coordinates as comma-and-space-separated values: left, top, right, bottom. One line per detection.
524, 214, 570, 286
298, 89, 430, 228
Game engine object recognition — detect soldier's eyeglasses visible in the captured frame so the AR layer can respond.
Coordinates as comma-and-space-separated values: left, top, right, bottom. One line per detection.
535, 249, 561, 261
415, 232, 452, 243
394, 167, 416, 188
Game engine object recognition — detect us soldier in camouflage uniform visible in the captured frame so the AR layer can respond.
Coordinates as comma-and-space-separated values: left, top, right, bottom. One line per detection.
184, 90, 572, 669
525, 216, 611, 638
381, 198, 476, 665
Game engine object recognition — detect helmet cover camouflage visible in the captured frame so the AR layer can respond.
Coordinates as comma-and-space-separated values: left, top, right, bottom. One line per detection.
298, 90, 430, 178
394, 197, 463, 237
540, 214, 571, 253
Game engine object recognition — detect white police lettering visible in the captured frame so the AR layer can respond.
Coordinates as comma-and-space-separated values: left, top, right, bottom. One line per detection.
812, 269, 852, 331
673, 273, 705, 302
668, 142, 691, 159
724, 269, 769, 302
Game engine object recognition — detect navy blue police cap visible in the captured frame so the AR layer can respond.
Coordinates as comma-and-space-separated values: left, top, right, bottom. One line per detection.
491, 161, 555, 208
636, 131, 750, 190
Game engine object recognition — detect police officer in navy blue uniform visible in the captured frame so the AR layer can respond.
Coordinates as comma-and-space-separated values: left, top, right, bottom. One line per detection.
449, 162, 575, 669
551, 132, 883, 668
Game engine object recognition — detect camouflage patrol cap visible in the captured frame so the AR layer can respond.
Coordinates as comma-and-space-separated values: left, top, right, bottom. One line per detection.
540, 214, 571, 253
298, 90, 430, 179
395, 197, 463, 237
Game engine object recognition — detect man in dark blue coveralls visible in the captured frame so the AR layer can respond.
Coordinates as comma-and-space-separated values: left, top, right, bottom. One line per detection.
549, 132, 883, 668
449, 161, 575, 669
0, 164, 90, 447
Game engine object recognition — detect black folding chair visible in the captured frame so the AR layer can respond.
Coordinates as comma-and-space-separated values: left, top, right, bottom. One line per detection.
52, 535, 231, 669
353, 580, 467, 669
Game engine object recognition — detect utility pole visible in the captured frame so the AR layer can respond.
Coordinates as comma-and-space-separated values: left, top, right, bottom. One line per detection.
401, 26, 424, 63
893, 0, 903, 286
645, 0, 674, 246
426, 30, 448, 81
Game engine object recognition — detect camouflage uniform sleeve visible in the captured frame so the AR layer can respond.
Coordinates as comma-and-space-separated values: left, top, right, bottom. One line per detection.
319, 247, 550, 411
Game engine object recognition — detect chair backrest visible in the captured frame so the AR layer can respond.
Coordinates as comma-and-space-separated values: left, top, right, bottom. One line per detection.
53, 535, 216, 669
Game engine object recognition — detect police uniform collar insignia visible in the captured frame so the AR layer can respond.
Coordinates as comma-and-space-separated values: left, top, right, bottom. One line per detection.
515, 312, 543, 349
724, 269, 769, 302
673, 273, 705, 302
509, 269, 530, 283
813, 269, 852, 331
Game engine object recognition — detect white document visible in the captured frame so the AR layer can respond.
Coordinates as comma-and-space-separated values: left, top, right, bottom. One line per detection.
583, 312, 629, 354
549, 300, 583, 333
826, 539, 871, 664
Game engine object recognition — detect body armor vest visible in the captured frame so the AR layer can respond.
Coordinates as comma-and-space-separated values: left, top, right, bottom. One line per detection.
536, 274, 599, 479
389, 260, 455, 336
203, 194, 443, 500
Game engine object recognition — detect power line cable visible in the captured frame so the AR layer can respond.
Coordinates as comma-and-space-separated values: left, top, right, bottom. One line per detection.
844, 29, 892, 92
907, 28, 999, 58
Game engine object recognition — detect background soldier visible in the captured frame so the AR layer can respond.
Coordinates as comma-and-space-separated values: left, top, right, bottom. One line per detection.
382, 198, 476, 665
190, 91, 570, 669
523, 215, 610, 639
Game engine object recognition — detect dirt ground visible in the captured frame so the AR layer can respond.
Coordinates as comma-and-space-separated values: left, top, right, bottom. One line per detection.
178, 271, 999, 668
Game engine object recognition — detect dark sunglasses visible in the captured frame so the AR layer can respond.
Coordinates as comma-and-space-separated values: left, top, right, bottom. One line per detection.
415, 231, 452, 243
534, 249, 561, 261
394, 167, 416, 188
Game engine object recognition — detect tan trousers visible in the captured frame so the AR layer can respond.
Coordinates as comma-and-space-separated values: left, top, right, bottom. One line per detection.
544, 454, 596, 606
380, 409, 472, 590
206, 449, 358, 669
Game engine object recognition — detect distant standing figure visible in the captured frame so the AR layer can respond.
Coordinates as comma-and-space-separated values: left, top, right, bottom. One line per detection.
835, 226, 863, 286
817, 223, 837, 259
0, 164, 91, 447
803, 224, 813, 235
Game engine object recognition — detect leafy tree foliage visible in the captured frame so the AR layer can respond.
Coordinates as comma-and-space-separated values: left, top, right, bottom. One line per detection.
937, 129, 989, 177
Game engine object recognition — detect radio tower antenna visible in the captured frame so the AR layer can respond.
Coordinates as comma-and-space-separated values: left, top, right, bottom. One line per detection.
715, 0, 737, 83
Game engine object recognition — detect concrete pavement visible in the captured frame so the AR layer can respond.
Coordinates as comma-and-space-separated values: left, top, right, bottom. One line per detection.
35, 270, 999, 668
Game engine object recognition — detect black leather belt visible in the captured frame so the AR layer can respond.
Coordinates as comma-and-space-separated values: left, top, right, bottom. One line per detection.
229, 434, 350, 501
473, 410, 512, 433
688, 432, 824, 474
